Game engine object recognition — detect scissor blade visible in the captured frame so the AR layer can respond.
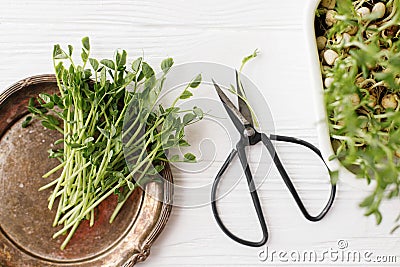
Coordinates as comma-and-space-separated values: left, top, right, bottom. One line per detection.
212, 79, 250, 133
235, 70, 254, 127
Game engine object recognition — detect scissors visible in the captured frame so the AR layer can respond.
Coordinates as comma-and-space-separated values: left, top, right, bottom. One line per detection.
211, 71, 336, 247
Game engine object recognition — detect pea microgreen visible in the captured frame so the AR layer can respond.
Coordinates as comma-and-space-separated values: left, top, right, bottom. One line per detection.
24, 37, 204, 249
316, 0, 400, 226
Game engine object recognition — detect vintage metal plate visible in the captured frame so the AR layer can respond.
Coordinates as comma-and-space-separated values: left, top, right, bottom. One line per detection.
0, 75, 173, 266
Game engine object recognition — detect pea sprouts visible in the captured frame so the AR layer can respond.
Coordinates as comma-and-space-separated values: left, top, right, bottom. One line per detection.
315, 0, 400, 227
24, 37, 203, 249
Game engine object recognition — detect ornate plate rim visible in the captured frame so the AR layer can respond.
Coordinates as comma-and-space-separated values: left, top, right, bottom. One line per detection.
0, 74, 174, 267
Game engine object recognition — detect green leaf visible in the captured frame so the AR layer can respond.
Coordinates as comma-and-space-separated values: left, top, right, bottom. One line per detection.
147, 164, 165, 175
84, 137, 94, 144
183, 113, 196, 124
83, 69, 92, 79
240, 49, 259, 71
89, 58, 99, 71
184, 153, 196, 162
28, 97, 35, 107
53, 44, 68, 59
359, 194, 375, 208
112, 171, 125, 181
127, 180, 135, 190
82, 36, 90, 51
108, 150, 114, 162
137, 71, 144, 82
170, 155, 180, 162
54, 62, 63, 77
81, 49, 88, 62
166, 107, 180, 113
193, 107, 203, 119
121, 50, 127, 66
389, 57, 400, 68
27, 106, 43, 115
39, 93, 52, 103
39, 94, 54, 108
179, 90, 193, 100
54, 139, 64, 145
117, 136, 124, 150
97, 126, 110, 139
142, 62, 155, 78
189, 74, 202, 88
68, 45, 73, 56
144, 76, 156, 90
158, 104, 165, 114
336, 0, 353, 14
132, 57, 143, 74
328, 154, 337, 161
22, 116, 33, 128
69, 143, 82, 149
100, 59, 116, 70
329, 170, 339, 185
110, 125, 116, 138
52, 94, 63, 108
42, 121, 56, 130
179, 139, 190, 147
41, 102, 54, 109
46, 115, 60, 126
374, 210, 383, 225
48, 149, 64, 159
161, 58, 174, 73
117, 50, 127, 67
154, 164, 164, 173
100, 68, 106, 87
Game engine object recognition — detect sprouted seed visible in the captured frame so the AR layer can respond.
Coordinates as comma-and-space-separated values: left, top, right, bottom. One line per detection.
315, 0, 400, 228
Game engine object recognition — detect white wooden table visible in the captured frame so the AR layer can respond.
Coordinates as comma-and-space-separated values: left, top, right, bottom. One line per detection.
1, 0, 399, 266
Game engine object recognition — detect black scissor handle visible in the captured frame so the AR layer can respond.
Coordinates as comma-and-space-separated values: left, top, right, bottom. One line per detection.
265, 133, 336, 221
211, 133, 336, 247
211, 147, 268, 247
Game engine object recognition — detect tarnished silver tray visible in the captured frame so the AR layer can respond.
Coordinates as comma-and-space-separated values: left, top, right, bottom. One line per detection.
0, 75, 173, 266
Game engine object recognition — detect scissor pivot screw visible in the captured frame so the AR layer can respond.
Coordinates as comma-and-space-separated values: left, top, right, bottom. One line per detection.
244, 127, 255, 137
